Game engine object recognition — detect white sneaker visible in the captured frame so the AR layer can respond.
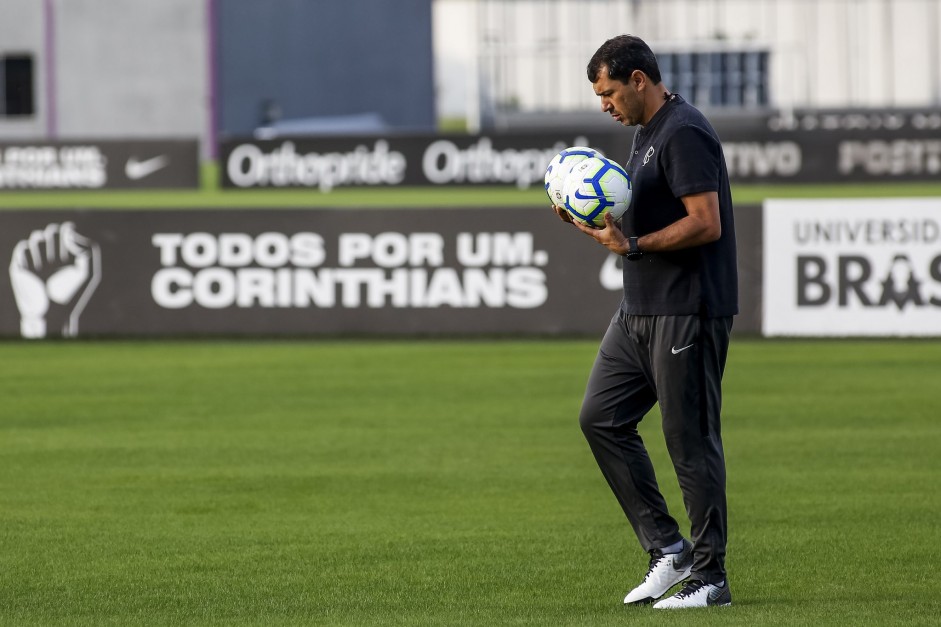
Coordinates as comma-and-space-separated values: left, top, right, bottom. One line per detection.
623, 539, 693, 605
652, 579, 732, 609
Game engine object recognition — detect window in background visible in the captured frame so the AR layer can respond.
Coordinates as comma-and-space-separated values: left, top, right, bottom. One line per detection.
1, 54, 36, 117
658, 50, 769, 109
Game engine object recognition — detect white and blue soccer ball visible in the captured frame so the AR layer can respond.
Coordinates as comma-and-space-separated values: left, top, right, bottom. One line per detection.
544, 146, 604, 207
561, 156, 632, 228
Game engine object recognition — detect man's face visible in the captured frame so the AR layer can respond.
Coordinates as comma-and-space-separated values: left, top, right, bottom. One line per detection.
593, 65, 644, 126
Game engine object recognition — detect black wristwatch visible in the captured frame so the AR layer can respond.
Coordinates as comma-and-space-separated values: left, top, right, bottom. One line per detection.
626, 236, 643, 261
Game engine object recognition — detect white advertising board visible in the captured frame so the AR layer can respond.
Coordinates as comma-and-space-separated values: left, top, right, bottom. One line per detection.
763, 198, 941, 336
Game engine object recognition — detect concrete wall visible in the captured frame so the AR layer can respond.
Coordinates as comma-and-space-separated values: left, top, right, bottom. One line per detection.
0, 0, 208, 146
0, 0, 46, 138
54, 0, 209, 141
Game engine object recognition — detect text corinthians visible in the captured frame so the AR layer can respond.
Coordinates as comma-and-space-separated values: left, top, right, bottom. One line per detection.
150, 231, 548, 309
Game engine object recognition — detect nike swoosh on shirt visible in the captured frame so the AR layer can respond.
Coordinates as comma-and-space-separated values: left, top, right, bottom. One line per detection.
125, 155, 169, 180
671, 344, 695, 355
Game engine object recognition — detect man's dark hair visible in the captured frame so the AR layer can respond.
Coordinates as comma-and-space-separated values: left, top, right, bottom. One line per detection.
587, 35, 662, 84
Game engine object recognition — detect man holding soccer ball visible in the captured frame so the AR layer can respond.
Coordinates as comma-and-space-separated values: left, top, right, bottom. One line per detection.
552, 35, 738, 609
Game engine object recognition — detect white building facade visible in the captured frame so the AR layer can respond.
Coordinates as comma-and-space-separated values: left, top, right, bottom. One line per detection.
434, 0, 941, 129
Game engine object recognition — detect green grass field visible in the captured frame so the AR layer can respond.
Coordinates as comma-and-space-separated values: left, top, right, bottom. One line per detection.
1, 339, 939, 626
2, 169, 940, 624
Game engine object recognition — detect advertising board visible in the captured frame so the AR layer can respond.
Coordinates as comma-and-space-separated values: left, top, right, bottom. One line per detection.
0, 208, 618, 337
0, 140, 200, 190
222, 120, 941, 189
0, 205, 764, 338
763, 198, 941, 336
219, 133, 627, 190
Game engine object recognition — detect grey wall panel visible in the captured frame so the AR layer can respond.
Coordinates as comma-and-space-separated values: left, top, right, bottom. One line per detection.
218, 0, 435, 136
54, 0, 208, 143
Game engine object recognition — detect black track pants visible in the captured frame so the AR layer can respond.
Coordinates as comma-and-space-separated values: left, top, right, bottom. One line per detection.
579, 310, 732, 584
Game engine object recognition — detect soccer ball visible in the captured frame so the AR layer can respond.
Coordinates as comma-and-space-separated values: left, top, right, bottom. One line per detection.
544, 146, 604, 207
561, 156, 632, 227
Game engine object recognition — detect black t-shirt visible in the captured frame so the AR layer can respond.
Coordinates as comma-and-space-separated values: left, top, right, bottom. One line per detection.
620, 95, 738, 317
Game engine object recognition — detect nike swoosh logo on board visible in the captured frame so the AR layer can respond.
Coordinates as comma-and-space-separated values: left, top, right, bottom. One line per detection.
125, 155, 169, 180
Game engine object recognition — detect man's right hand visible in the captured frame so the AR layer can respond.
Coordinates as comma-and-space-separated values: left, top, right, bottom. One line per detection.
570, 211, 631, 256
552, 205, 575, 224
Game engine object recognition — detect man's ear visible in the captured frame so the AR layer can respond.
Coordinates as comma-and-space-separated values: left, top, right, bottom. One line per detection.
630, 69, 646, 91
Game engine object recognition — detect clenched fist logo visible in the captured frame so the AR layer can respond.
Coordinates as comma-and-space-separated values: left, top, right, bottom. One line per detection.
9, 222, 102, 338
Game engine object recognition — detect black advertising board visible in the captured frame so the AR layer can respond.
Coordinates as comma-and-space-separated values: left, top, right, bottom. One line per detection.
690, 108, 941, 183
220, 112, 941, 188
218, 132, 629, 190
720, 128, 941, 183
0, 139, 200, 190
0, 208, 618, 338
0, 206, 762, 338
